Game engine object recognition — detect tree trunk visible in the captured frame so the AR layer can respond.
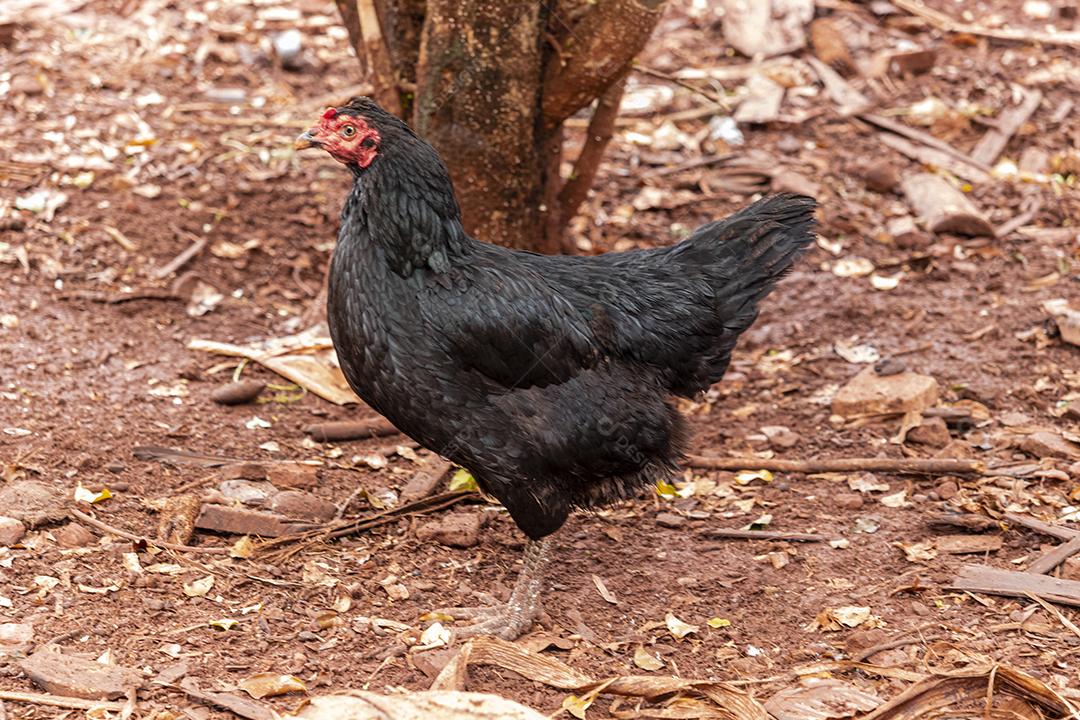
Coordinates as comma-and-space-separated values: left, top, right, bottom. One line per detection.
414, 0, 547, 250
334, 0, 664, 253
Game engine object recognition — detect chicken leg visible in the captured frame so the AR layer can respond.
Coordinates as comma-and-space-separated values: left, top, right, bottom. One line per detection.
436, 536, 552, 641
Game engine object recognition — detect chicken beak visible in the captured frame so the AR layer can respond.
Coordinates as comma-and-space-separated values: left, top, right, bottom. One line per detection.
294, 129, 320, 150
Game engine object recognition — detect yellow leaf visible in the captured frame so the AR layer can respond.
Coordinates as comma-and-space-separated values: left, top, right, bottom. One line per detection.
707, 617, 732, 629
734, 469, 773, 485
655, 480, 678, 499
74, 484, 112, 504
183, 575, 214, 598
230, 536, 256, 559
209, 618, 237, 631
449, 468, 478, 492
238, 673, 306, 699
633, 646, 664, 671
562, 693, 593, 719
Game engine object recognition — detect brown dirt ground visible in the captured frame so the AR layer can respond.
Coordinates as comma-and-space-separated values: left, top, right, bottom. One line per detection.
1, 0, 1079, 717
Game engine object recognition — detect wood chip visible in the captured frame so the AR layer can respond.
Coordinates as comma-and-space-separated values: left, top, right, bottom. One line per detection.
934, 534, 1002, 554
20, 652, 141, 701
949, 564, 1080, 606
901, 173, 994, 236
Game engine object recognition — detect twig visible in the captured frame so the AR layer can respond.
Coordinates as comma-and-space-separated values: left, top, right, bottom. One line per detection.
892, 0, 1080, 48
0, 690, 124, 712
633, 64, 731, 110
702, 529, 827, 542
154, 230, 207, 280
1026, 593, 1080, 641
851, 621, 939, 662
354, 0, 402, 116
69, 508, 229, 555
57, 290, 179, 305
557, 73, 628, 229
995, 198, 1044, 240
643, 153, 737, 179
686, 455, 985, 475
257, 490, 476, 559
971, 89, 1043, 166
859, 113, 993, 173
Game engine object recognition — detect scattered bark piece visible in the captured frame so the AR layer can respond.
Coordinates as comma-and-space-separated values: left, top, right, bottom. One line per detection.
400, 458, 453, 504
860, 159, 900, 193
0, 623, 34, 655
211, 380, 266, 406
934, 534, 1002, 554
970, 89, 1043, 166
1019, 146, 1050, 174
0, 481, 66, 527
765, 679, 882, 720
220, 462, 270, 481
656, 512, 686, 529
722, 0, 814, 58
416, 512, 483, 548
832, 366, 940, 417
949, 564, 1080, 606
20, 652, 141, 701
734, 74, 785, 124
156, 493, 202, 545
887, 216, 930, 249
304, 417, 401, 442
928, 513, 1002, 533
1004, 512, 1078, 541
771, 169, 821, 197
181, 678, 276, 720
901, 173, 994, 237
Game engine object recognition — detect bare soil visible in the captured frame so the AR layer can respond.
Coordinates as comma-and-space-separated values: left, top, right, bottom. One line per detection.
1, 0, 1079, 717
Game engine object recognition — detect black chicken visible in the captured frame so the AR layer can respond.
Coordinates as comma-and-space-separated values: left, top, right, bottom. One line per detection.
295, 98, 815, 640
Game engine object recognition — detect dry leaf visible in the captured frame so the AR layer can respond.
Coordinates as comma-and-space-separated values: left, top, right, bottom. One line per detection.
239, 672, 307, 700
183, 575, 214, 598
591, 575, 618, 605
665, 612, 699, 639
633, 646, 665, 671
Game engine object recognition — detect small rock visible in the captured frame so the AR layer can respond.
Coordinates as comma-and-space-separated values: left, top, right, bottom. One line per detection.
860, 160, 899, 193
270, 491, 337, 522
218, 462, 270, 481
0, 516, 26, 546
761, 425, 799, 449
21, 651, 142, 700
934, 439, 974, 459
910, 600, 930, 616
0, 623, 34, 646
1020, 431, 1080, 460
935, 480, 959, 500
54, 523, 96, 548
196, 505, 300, 538
832, 367, 940, 418
1019, 147, 1050, 174
218, 480, 276, 506
656, 512, 686, 529
844, 628, 888, 655
777, 134, 801, 154
835, 493, 864, 510
887, 216, 930, 249
0, 480, 66, 527
887, 48, 936, 76
211, 380, 265, 406
267, 463, 319, 489
906, 416, 951, 448
415, 512, 483, 548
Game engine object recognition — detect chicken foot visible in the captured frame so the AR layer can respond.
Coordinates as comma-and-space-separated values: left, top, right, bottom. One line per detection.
437, 536, 552, 641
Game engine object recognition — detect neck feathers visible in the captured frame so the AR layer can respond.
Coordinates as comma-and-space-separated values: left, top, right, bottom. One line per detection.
345, 139, 468, 276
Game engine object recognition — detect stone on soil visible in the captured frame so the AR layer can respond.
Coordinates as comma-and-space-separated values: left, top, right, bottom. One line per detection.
54, 522, 96, 548
1020, 431, 1080, 460
656, 512, 686, 528
761, 425, 800, 449
196, 505, 298, 537
21, 651, 142, 700
0, 480, 66, 527
0, 516, 26, 546
416, 512, 482, 548
267, 463, 319, 488
270, 491, 337, 522
832, 367, 939, 417
906, 416, 951, 448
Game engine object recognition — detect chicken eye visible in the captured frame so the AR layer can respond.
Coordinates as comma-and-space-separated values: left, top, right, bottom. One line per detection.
341, 125, 356, 138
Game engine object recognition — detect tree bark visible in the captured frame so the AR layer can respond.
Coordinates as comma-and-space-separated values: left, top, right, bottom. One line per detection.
415, 0, 547, 250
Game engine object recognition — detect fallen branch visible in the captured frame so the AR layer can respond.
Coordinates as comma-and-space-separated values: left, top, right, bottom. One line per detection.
305, 417, 401, 441
805, 56, 871, 116
0, 690, 124, 713
70, 508, 230, 555
878, 134, 991, 184
1027, 536, 1080, 576
686, 455, 984, 475
859, 113, 993, 173
703, 529, 826, 542
892, 0, 1080, 48
1004, 512, 1079, 541
994, 197, 1043, 239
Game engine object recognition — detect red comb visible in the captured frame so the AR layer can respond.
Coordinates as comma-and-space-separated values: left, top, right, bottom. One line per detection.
322, 107, 338, 120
